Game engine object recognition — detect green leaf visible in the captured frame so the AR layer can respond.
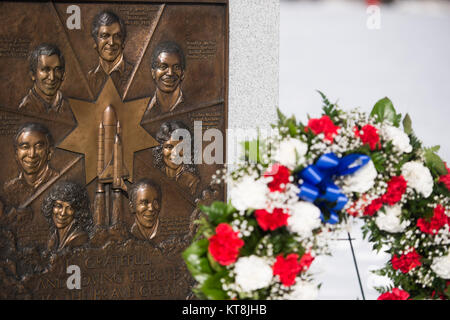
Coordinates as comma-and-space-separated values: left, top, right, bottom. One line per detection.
277, 108, 287, 124
200, 201, 236, 225
370, 97, 400, 126
410, 293, 428, 300
402, 114, 413, 135
287, 119, 298, 137
207, 250, 225, 273
200, 271, 228, 300
424, 147, 447, 175
182, 239, 213, 284
428, 145, 440, 153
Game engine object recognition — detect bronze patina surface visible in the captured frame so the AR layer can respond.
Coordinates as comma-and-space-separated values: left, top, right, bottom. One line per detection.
0, 0, 227, 299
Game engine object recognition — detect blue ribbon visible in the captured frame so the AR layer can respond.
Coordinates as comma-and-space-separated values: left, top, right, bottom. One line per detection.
297, 153, 370, 224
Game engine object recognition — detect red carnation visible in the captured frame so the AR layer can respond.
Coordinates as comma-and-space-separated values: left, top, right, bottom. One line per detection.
272, 253, 302, 287
381, 176, 407, 205
363, 198, 383, 216
417, 205, 449, 235
439, 163, 450, 191
208, 223, 244, 266
391, 248, 422, 273
305, 115, 340, 142
377, 288, 410, 300
264, 163, 291, 192
354, 124, 381, 151
299, 252, 315, 272
255, 208, 290, 231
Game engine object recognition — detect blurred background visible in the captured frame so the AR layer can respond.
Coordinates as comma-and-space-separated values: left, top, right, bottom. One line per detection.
279, 0, 450, 299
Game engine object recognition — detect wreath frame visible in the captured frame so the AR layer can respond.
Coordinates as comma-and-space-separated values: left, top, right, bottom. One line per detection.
183, 93, 450, 300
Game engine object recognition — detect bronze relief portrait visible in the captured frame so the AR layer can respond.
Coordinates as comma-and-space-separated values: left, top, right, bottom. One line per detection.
42, 181, 91, 252
129, 179, 161, 241
3, 123, 58, 209
0, 1, 227, 300
144, 41, 185, 118
88, 10, 134, 98
152, 121, 200, 196
18, 44, 73, 120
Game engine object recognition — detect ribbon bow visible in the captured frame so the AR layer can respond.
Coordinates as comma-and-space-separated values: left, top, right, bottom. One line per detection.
297, 153, 370, 224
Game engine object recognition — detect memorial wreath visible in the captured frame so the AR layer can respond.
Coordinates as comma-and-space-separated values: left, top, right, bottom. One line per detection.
183, 93, 450, 300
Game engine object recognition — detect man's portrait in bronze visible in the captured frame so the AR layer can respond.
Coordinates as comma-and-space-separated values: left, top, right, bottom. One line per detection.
42, 181, 91, 251
0, 0, 226, 299
153, 121, 200, 196
145, 41, 185, 117
18, 44, 72, 119
129, 179, 161, 241
3, 123, 58, 208
88, 10, 134, 98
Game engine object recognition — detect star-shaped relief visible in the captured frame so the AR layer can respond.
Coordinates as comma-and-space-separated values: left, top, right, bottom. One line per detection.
58, 78, 158, 183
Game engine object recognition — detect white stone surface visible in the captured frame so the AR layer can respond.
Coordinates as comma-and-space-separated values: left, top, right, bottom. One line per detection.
227, 0, 279, 166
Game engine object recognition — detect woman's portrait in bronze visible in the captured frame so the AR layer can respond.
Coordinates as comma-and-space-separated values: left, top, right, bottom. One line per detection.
42, 181, 91, 251
152, 121, 200, 196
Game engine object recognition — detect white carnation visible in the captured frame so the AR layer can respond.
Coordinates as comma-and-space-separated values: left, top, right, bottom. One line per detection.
401, 161, 434, 198
273, 137, 308, 169
367, 272, 394, 290
285, 280, 319, 300
341, 160, 377, 194
230, 176, 268, 211
375, 205, 408, 233
287, 201, 322, 239
381, 125, 412, 154
234, 256, 273, 292
431, 253, 450, 279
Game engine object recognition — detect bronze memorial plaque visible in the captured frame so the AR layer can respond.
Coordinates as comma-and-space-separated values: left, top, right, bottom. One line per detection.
0, 0, 227, 299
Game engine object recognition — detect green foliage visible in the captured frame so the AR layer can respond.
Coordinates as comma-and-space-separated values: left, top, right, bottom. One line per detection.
276, 108, 300, 137
371, 151, 387, 173
239, 218, 262, 256
402, 113, 413, 135
192, 215, 214, 240
200, 271, 229, 300
317, 90, 340, 120
445, 284, 450, 299
409, 133, 422, 151
200, 201, 237, 225
207, 250, 225, 273
435, 182, 450, 198
370, 97, 402, 127
424, 146, 447, 176
361, 219, 385, 253
183, 239, 213, 284
268, 231, 304, 256
276, 108, 287, 125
